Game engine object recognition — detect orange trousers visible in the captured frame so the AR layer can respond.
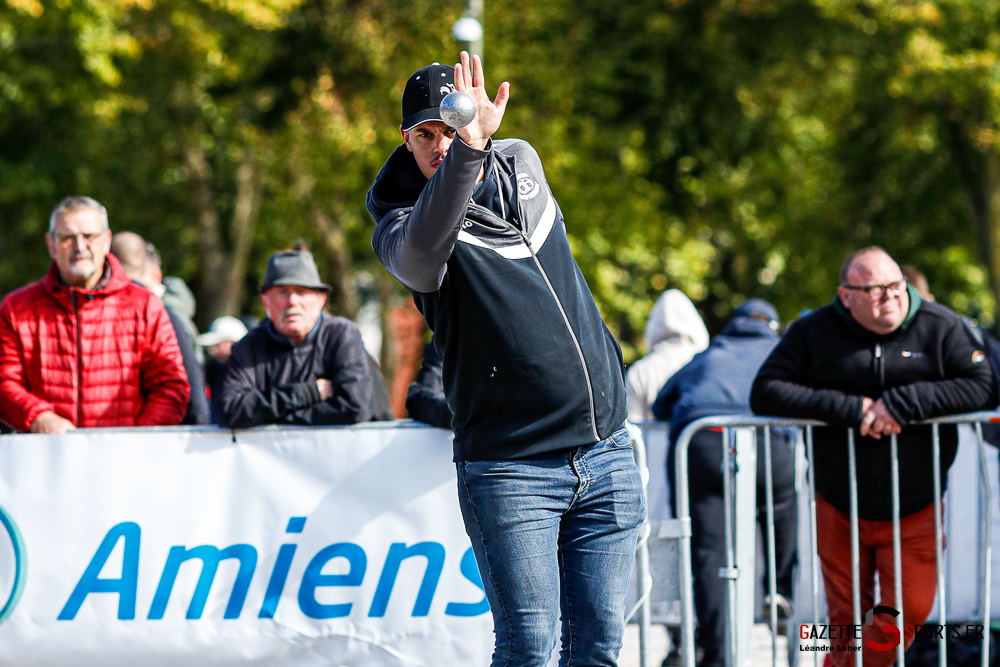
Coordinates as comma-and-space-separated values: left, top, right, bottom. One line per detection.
815, 494, 941, 667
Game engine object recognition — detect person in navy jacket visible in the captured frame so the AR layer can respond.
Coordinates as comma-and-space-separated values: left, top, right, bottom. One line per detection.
654, 299, 797, 667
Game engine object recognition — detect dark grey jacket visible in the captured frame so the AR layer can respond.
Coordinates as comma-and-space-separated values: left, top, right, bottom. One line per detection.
368, 137, 627, 460
165, 308, 210, 425
219, 313, 373, 428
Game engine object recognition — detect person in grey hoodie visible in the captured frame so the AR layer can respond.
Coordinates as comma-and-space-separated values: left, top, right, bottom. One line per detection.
161, 276, 203, 366
625, 289, 709, 422
653, 299, 797, 667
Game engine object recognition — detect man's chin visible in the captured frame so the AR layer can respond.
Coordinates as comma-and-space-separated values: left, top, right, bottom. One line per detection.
62, 263, 96, 282
278, 318, 309, 335
877, 315, 905, 331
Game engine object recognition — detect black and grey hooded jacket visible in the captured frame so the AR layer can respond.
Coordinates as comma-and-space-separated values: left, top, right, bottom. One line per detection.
367, 136, 627, 461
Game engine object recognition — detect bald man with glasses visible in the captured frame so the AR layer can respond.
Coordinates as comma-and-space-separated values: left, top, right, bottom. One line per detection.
750, 246, 996, 667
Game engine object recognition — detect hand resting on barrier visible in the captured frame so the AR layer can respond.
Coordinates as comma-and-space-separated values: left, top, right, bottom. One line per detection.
859, 396, 901, 439
30, 410, 76, 434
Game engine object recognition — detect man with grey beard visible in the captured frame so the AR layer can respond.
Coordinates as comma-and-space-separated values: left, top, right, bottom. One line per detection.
217, 250, 374, 428
0, 196, 188, 433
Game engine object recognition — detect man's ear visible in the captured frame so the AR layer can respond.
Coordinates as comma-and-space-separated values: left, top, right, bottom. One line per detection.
836, 286, 850, 305
401, 127, 412, 152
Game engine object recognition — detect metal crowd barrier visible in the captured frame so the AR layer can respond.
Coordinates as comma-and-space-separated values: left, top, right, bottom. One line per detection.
630, 412, 1000, 667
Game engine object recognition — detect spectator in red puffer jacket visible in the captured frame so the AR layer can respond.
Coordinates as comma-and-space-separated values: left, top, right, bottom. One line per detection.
0, 196, 190, 434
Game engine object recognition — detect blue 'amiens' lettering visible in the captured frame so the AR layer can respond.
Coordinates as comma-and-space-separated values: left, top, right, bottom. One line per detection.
58, 519, 489, 621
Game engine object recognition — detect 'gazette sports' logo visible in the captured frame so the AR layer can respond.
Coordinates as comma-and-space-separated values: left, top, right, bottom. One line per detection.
0, 503, 27, 626
799, 606, 985, 653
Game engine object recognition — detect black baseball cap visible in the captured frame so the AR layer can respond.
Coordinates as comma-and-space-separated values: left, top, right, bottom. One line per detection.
401, 62, 456, 131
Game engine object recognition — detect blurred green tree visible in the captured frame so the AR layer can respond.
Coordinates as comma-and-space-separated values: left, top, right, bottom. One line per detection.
1, 0, 998, 368
531, 0, 993, 344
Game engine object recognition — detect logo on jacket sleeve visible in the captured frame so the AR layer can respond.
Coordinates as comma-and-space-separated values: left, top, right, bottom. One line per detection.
973, 350, 986, 364
516, 173, 540, 200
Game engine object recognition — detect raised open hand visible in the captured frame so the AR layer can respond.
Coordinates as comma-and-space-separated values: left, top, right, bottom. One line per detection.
454, 51, 510, 151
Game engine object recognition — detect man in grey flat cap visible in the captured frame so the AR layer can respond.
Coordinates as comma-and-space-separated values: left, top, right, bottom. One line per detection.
218, 250, 374, 428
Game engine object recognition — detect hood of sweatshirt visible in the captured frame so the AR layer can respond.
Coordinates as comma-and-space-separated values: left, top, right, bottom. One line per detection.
644, 289, 710, 351
161, 276, 197, 319
366, 144, 428, 222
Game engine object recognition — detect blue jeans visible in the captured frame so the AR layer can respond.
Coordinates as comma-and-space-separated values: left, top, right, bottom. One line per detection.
456, 425, 646, 667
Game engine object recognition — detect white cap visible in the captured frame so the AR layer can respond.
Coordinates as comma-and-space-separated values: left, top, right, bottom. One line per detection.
196, 316, 249, 347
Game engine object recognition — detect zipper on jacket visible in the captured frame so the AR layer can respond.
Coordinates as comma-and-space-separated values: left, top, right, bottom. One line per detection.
510, 223, 601, 443
475, 154, 600, 442
873, 342, 885, 516
71, 290, 83, 426
493, 161, 508, 222
506, 158, 599, 442
875, 343, 884, 389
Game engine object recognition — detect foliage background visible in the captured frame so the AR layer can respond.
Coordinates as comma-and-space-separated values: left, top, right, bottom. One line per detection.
1, 0, 998, 366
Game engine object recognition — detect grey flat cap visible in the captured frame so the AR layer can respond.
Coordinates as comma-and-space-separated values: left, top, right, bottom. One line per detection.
259, 250, 332, 293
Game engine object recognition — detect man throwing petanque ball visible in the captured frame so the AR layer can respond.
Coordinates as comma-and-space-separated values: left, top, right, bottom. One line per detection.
367, 51, 645, 666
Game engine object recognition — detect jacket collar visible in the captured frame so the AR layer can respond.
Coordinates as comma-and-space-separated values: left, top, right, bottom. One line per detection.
368, 144, 428, 211
42, 253, 132, 307
265, 312, 325, 348
832, 283, 922, 339
721, 316, 779, 339
368, 138, 504, 215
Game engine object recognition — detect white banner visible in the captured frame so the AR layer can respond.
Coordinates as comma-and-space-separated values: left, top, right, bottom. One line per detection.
0, 424, 494, 666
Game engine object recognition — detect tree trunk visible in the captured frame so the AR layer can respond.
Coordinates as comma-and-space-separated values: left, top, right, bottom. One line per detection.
219, 152, 259, 318
185, 141, 261, 327
286, 148, 358, 319
983, 151, 1000, 322
184, 142, 225, 328
310, 206, 358, 319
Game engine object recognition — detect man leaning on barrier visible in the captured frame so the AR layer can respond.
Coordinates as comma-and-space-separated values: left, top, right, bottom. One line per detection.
367, 53, 644, 666
750, 246, 997, 666
0, 196, 190, 433
217, 250, 374, 428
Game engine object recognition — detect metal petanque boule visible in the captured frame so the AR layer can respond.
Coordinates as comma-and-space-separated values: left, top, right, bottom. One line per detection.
440, 91, 477, 128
